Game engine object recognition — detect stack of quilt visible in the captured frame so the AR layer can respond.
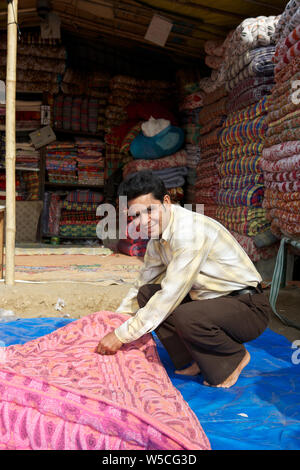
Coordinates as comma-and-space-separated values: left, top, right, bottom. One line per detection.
59, 190, 104, 238
212, 15, 282, 261
46, 141, 77, 184
262, 0, 300, 238
0, 34, 65, 94
194, 84, 227, 219
75, 138, 105, 186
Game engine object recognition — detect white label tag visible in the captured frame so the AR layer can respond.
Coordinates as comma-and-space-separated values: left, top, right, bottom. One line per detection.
145, 15, 173, 47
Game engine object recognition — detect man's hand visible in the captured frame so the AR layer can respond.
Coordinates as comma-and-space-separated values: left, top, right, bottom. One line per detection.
96, 331, 123, 355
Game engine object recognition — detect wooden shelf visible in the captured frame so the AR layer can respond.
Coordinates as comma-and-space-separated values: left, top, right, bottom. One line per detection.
45, 182, 104, 189
0, 165, 39, 172
43, 234, 99, 240
53, 128, 104, 138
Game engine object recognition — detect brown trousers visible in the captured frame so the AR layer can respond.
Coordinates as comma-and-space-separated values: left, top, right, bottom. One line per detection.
137, 284, 271, 385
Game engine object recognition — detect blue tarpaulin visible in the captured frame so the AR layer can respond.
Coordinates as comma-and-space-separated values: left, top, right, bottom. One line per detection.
0, 317, 299, 450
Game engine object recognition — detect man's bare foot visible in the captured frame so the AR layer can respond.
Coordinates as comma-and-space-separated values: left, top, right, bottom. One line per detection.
175, 362, 201, 376
203, 350, 251, 388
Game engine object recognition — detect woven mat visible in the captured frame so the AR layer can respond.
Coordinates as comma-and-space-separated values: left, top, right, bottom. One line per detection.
2, 253, 143, 284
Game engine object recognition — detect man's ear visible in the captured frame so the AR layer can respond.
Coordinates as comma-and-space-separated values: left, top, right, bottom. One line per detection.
163, 194, 171, 205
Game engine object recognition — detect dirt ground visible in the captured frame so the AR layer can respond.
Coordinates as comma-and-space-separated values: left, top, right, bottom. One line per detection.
0, 281, 299, 344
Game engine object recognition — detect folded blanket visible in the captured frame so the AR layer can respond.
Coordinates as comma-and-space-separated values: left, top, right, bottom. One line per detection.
263, 170, 300, 182
180, 92, 204, 111
272, 2, 300, 44
227, 84, 274, 114
275, 24, 300, 61
195, 175, 219, 188
224, 97, 269, 127
205, 54, 224, 70
117, 238, 148, 257
202, 86, 227, 106
217, 206, 269, 236
224, 16, 279, 61
262, 141, 300, 161
200, 117, 225, 135
220, 118, 268, 147
216, 206, 266, 222
275, 39, 300, 72
270, 217, 300, 238
150, 167, 188, 189
220, 174, 264, 189
261, 153, 300, 172
265, 126, 300, 147
198, 97, 227, 124
263, 197, 300, 214
264, 187, 300, 202
194, 186, 218, 204
200, 127, 222, 147
226, 46, 275, 81
268, 208, 300, 224
229, 230, 279, 262
204, 39, 226, 57
218, 156, 262, 176
267, 110, 300, 137
220, 142, 263, 162
228, 76, 274, 101
0, 312, 210, 450
216, 218, 269, 237
123, 151, 187, 179
66, 190, 104, 204
265, 180, 300, 192
216, 185, 264, 207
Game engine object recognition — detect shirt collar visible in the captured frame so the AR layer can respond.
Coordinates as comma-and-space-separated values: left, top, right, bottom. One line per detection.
160, 204, 174, 243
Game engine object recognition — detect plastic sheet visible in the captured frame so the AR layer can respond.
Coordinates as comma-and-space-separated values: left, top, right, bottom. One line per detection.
0, 318, 299, 450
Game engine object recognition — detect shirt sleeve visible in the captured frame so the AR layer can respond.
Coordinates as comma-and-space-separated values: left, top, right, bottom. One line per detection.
115, 240, 166, 318
114, 229, 218, 343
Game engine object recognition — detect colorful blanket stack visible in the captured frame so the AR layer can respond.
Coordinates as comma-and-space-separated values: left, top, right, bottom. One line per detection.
59, 190, 104, 238
0, 171, 26, 201
207, 15, 282, 261
46, 141, 77, 184
104, 76, 176, 180
0, 100, 41, 131
262, 0, 300, 239
217, 97, 270, 237
123, 150, 187, 204
53, 94, 106, 135
0, 34, 65, 94
194, 84, 227, 219
105, 75, 175, 134
88, 71, 110, 134
117, 217, 149, 257
176, 70, 203, 204
75, 137, 105, 186
16, 141, 40, 169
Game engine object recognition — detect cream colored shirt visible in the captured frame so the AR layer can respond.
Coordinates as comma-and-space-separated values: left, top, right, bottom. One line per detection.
115, 204, 262, 344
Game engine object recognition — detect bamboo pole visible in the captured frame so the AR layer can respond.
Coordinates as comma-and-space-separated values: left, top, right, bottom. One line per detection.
5, 0, 18, 286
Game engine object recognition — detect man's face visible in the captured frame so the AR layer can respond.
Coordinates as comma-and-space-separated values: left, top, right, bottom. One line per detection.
127, 193, 171, 239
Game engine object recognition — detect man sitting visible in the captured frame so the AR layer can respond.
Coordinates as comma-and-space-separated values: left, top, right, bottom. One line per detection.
97, 171, 271, 388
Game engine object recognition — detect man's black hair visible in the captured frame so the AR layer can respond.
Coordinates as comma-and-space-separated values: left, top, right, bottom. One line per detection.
118, 170, 168, 203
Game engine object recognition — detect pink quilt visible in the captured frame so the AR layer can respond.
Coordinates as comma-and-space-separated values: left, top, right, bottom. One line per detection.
0, 311, 210, 451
